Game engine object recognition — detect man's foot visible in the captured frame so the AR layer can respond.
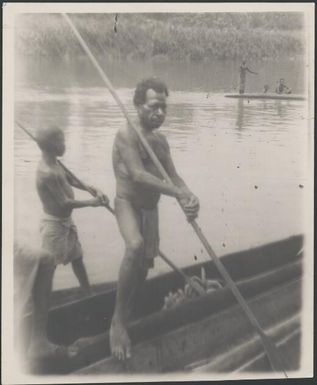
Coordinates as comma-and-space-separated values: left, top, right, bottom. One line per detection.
110, 318, 131, 361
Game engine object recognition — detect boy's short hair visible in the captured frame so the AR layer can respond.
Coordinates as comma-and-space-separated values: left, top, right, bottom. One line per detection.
35, 125, 63, 151
133, 77, 169, 106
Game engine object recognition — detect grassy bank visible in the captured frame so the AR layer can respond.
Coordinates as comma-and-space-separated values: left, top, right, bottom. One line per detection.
16, 13, 304, 61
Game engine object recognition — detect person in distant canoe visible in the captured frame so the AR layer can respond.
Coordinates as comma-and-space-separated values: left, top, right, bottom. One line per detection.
275, 78, 292, 94
263, 84, 270, 94
239, 60, 258, 94
29, 125, 109, 358
110, 77, 200, 361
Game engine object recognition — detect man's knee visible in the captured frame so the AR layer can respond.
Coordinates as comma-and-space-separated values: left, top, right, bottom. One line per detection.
126, 237, 144, 257
15, 243, 54, 269
38, 249, 55, 269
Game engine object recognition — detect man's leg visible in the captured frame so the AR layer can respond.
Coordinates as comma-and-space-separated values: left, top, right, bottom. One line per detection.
71, 258, 92, 297
28, 251, 57, 357
110, 198, 144, 361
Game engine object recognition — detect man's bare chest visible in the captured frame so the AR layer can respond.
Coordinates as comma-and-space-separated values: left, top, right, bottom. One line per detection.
138, 136, 167, 164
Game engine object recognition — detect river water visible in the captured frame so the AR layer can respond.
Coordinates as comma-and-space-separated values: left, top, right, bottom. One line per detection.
14, 58, 310, 290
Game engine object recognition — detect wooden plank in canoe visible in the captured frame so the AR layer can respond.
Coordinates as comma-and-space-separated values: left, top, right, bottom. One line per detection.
187, 314, 300, 372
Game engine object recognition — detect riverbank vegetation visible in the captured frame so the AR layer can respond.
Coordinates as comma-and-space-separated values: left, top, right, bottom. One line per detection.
16, 13, 304, 61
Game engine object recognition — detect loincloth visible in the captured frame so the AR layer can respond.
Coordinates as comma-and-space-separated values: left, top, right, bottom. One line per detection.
40, 213, 83, 265
115, 197, 160, 269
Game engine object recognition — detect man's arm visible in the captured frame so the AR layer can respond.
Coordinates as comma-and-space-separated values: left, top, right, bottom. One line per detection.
246, 67, 258, 75
40, 172, 102, 210
117, 128, 182, 198
284, 85, 292, 93
159, 135, 191, 192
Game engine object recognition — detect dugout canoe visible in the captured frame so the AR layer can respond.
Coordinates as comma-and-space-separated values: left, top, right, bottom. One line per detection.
225, 93, 306, 101
24, 234, 303, 374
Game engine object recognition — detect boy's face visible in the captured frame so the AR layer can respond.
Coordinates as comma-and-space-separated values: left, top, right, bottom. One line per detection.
51, 131, 65, 156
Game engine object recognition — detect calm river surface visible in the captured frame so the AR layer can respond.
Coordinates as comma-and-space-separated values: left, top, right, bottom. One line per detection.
14, 58, 309, 290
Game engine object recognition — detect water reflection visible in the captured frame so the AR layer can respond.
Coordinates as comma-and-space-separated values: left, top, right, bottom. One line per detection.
234, 98, 300, 134
168, 103, 194, 128
236, 99, 245, 130
275, 100, 288, 119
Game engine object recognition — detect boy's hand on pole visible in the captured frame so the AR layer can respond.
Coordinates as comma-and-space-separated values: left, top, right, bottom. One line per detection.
89, 186, 110, 206
90, 197, 104, 207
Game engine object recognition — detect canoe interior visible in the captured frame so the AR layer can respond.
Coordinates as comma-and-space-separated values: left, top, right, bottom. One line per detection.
225, 93, 305, 101
47, 235, 302, 343
50, 281, 116, 308
76, 278, 302, 374
23, 235, 303, 374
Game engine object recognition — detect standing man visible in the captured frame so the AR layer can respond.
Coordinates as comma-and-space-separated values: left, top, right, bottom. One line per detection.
110, 77, 200, 360
239, 60, 258, 94
29, 125, 109, 358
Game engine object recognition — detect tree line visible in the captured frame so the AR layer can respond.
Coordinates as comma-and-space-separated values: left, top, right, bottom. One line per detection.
16, 13, 304, 61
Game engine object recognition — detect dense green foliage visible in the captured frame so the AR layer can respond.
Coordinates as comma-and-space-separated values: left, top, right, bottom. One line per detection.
16, 13, 304, 61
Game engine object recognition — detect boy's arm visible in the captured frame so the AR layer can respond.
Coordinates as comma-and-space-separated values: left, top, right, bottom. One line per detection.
41, 172, 102, 210
63, 166, 109, 205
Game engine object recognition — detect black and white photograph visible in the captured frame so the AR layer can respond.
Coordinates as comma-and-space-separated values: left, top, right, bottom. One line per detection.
2, 2, 314, 383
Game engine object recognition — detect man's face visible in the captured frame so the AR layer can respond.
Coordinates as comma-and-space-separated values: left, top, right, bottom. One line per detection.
51, 131, 65, 156
137, 89, 167, 130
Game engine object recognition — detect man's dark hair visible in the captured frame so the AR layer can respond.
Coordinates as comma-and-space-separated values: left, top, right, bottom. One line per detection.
133, 77, 169, 106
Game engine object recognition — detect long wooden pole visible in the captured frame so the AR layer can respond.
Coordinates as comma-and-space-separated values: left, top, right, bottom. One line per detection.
61, 13, 288, 375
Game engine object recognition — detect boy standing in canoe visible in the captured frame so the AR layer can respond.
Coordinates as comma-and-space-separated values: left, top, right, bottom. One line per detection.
110, 77, 200, 360
29, 125, 109, 357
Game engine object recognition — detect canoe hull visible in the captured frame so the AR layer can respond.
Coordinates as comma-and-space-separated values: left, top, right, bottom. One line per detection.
225, 93, 305, 101
76, 278, 301, 374
23, 235, 303, 374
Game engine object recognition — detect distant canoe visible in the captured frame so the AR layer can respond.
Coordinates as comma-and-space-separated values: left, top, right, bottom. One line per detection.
225, 93, 306, 101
